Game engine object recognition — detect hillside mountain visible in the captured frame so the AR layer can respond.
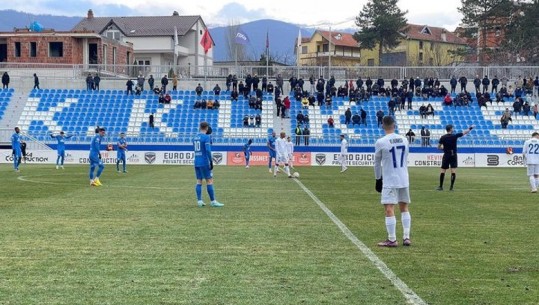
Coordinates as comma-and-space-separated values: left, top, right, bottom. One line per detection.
0, 10, 81, 31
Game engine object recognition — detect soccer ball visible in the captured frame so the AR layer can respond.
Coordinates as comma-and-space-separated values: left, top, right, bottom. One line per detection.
293, 172, 300, 178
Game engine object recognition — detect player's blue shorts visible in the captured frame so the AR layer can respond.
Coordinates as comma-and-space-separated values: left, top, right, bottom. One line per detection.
195, 166, 213, 180
269, 151, 276, 158
13, 148, 21, 158
244, 152, 251, 160
89, 155, 103, 167
57, 149, 65, 157
117, 151, 125, 159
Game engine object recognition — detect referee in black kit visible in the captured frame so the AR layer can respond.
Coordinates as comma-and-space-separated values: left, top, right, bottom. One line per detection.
437, 124, 474, 191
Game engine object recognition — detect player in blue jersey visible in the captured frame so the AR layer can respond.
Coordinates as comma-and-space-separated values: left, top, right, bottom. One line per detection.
267, 131, 277, 173
89, 127, 106, 186
116, 133, 128, 173
50, 131, 72, 169
193, 121, 223, 207
243, 139, 253, 168
11, 127, 22, 172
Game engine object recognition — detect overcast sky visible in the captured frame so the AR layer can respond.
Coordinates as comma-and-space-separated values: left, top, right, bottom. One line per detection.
2, 0, 464, 30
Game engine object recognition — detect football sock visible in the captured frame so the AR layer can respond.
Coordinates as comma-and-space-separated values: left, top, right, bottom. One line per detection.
530, 176, 536, 190
116, 161, 120, 171
268, 158, 273, 169
195, 184, 202, 201
207, 184, 215, 201
450, 173, 456, 188
285, 165, 290, 176
439, 173, 445, 187
60, 156, 64, 165
96, 164, 104, 178
385, 216, 397, 241
122, 160, 126, 172
274, 165, 278, 176
57, 155, 61, 165
401, 212, 411, 239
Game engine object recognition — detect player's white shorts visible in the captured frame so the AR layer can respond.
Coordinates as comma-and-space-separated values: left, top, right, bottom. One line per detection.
276, 154, 289, 164
527, 164, 539, 176
381, 187, 411, 204
339, 153, 347, 164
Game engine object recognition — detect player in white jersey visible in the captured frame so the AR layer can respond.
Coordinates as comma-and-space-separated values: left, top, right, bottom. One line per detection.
339, 134, 348, 173
286, 136, 294, 168
374, 116, 412, 247
274, 131, 292, 178
522, 132, 539, 193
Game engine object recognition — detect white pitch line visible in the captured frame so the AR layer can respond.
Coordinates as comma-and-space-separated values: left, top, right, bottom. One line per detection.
294, 178, 427, 305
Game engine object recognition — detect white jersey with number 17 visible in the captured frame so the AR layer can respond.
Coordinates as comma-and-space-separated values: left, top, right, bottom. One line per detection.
374, 133, 410, 188
523, 138, 539, 165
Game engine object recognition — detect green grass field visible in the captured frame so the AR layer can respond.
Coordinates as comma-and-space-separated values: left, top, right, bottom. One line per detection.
0, 164, 537, 305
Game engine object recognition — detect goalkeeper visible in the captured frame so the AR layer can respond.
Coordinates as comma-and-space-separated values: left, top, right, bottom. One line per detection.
374, 116, 412, 248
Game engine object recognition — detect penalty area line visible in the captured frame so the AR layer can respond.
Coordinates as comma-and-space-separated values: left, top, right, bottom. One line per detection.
293, 178, 427, 305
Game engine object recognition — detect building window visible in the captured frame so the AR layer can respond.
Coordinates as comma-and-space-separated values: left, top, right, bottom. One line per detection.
419, 41, 423, 50
301, 46, 307, 54
112, 47, 116, 65
322, 43, 329, 53
103, 45, 107, 64
30, 42, 37, 57
49, 42, 63, 57
367, 59, 375, 66
430, 42, 435, 51
421, 27, 431, 35
14, 42, 21, 57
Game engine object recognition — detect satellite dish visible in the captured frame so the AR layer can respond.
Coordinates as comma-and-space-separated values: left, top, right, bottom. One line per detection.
29, 21, 43, 32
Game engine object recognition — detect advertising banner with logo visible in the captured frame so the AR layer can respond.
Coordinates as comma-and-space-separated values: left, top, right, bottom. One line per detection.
0, 150, 227, 166
312, 153, 376, 166
475, 153, 525, 167
227, 152, 311, 166
407, 153, 476, 167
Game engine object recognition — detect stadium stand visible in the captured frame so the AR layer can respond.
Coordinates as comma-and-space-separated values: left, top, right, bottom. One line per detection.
0, 88, 14, 122
17, 89, 274, 145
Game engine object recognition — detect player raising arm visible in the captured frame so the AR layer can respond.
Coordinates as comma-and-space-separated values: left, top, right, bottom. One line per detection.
274, 132, 292, 178
374, 116, 412, 247
437, 124, 474, 191
50, 131, 73, 169
193, 121, 223, 207
522, 132, 539, 193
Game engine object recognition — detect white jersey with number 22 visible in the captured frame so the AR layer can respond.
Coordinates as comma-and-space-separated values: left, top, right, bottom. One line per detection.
523, 138, 539, 165
374, 133, 410, 188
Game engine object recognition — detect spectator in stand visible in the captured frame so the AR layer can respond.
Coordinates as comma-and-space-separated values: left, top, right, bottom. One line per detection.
513, 98, 523, 116
252, 74, 260, 90
523, 102, 531, 116
298, 77, 305, 91
137, 73, 145, 91
420, 126, 427, 147
283, 96, 291, 118
325, 94, 332, 107
153, 86, 161, 95
376, 77, 384, 90
450, 76, 457, 94
406, 129, 416, 145
301, 96, 309, 109
482, 76, 490, 93
491, 75, 500, 94
376, 109, 384, 127
148, 75, 155, 91
473, 75, 481, 93
478, 94, 487, 108
214, 99, 220, 109
414, 77, 422, 90
425, 127, 431, 146
232, 74, 238, 91
356, 77, 364, 90
501, 108, 512, 129
226, 74, 232, 91
86, 74, 94, 91
391, 78, 398, 89
126, 79, 134, 95
267, 82, 274, 94
406, 89, 413, 110
352, 112, 361, 126
195, 83, 203, 96
276, 74, 284, 92
149, 113, 154, 129
161, 75, 169, 92
243, 115, 249, 127
213, 84, 221, 96
248, 95, 256, 109
316, 76, 325, 93
294, 125, 302, 145
303, 126, 310, 146
419, 104, 427, 119
255, 114, 261, 127
206, 99, 214, 110
459, 75, 468, 92
93, 74, 100, 90
238, 81, 245, 97
365, 77, 373, 92
245, 74, 253, 93
387, 98, 396, 116
345, 108, 352, 125
444, 93, 453, 106
296, 111, 305, 125
426, 103, 435, 117
262, 75, 268, 92
2, 72, 9, 89
231, 90, 239, 101
33, 73, 40, 89
309, 75, 315, 93
533, 104, 538, 118
135, 85, 142, 96
172, 74, 178, 91
327, 116, 335, 128
534, 76, 539, 97
360, 108, 367, 126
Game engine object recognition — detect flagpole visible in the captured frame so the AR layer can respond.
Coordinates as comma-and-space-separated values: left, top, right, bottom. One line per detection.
296, 29, 300, 79
265, 30, 269, 79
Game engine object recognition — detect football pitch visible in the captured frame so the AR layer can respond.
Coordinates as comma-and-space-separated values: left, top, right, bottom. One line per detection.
0, 164, 537, 305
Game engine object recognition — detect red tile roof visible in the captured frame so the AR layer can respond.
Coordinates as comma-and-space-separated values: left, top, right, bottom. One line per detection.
317, 30, 359, 47
404, 24, 467, 45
